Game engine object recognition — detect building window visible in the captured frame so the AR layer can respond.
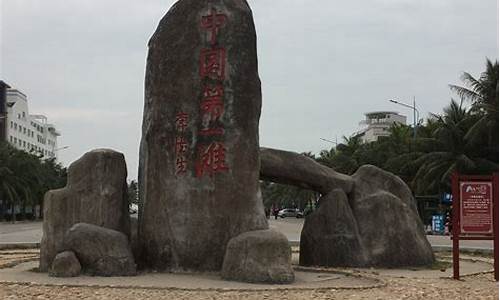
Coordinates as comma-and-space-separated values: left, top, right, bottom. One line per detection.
18, 114, 20, 119
23, 141, 26, 147
14, 137, 17, 144
10, 121, 13, 128
9, 136, 12, 142
22, 112, 25, 118
14, 123, 17, 130
23, 127, 26, 134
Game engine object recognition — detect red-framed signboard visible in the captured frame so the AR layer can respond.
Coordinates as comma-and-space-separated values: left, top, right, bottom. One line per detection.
451, 172, 498, 281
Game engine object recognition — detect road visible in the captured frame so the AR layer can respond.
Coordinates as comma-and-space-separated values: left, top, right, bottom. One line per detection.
268, 218, 493, 250
0, 221, 43, 244
0, 219, 493, 250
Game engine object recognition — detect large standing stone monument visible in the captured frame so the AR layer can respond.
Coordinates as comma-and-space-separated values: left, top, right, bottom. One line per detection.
138, 0, 269, 271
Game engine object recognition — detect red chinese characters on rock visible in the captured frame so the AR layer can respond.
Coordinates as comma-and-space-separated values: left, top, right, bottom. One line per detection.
176, 155, 188, 175
175, 112, 189, 133
200, 85, 224, 122
199, 48, 226, 81
201, 8, 227, 45
195, 7, 230, 178
174, 112, 189, 175
195, 142, 229, 177
199, 84, 224, 137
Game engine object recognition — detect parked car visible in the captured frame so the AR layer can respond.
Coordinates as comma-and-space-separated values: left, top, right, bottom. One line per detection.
278, 208, 303, 218
129, 203, 138, 214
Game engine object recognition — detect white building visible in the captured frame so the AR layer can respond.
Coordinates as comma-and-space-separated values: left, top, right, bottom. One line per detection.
357, 111, 406, 143
2, 83, 61, 160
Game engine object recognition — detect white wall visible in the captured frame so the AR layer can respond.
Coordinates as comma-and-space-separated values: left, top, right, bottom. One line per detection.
6, 89, 59, 160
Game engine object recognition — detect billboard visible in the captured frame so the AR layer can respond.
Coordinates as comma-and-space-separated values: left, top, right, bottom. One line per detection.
460, 181, 493, 235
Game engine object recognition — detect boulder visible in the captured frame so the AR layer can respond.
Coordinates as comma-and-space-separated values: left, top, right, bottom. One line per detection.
299, 189, 366, 267
351, 164, 417, 213
221, 229, 294, 284
351, 165, 435, 267
129, 216, 140, 261
40, 149, 130, 272
352, 191, 435, 267
260, 147, 353, 194
138, 0, 268, 271
49, 251, 81, 278
65, 223, 136, 276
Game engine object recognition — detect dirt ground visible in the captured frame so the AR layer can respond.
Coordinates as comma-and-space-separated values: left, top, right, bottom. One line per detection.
0, 249, 498, 300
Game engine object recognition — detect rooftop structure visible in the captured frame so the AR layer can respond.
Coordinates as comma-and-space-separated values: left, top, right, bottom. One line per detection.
357, 111, 406, 143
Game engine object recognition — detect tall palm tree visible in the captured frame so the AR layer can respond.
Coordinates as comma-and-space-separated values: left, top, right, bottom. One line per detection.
317, 147, 336, 168
449, 59, 499, 161
411, 100, 497, 195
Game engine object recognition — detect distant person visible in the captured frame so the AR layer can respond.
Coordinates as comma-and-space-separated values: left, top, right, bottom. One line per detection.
273, 206, 279, 220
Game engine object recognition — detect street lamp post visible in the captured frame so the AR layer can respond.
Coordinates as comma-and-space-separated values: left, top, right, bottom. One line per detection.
54, 146, 69, 152
320, 137, 337, 145
389, 97, 420, 139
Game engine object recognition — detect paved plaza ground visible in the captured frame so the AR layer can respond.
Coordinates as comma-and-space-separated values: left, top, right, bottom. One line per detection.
0, 248, 497, 299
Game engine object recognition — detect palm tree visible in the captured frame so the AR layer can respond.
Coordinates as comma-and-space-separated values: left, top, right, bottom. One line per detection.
326, 135, 362, 175
449, 59, 499, 161
316, 147, 336, 168
411, 100, 497, 195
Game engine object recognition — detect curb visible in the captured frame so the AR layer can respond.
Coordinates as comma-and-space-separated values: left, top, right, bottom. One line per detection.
286, 241, 493, 254
431, 245, 493, 255
0, 243, 40, 250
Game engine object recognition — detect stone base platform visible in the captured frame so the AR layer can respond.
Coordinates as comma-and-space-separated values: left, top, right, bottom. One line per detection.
0, 260, 382, 291
0, 250, 494, 292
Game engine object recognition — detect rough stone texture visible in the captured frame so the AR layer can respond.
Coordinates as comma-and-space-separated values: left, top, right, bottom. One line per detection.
40, 149, 130, 272
65, 223, 136, 276
260, 147, 353, 195
49, 251, 81, 278
351, 165, 417, 213
221, 229, 294, 284
129, 217, 140, 262
139, 0, 268, 271
350, 165, 434, 267
299, 189, 366, 267
351, 191, 435, 267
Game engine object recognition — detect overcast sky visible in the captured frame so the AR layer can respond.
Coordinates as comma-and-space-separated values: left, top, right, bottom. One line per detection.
1, 0, 498, 180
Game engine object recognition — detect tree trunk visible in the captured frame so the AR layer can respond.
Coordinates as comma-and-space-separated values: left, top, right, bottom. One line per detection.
21, 200, 26, 221
0, 200, 5, 221
11, 203, 16, 223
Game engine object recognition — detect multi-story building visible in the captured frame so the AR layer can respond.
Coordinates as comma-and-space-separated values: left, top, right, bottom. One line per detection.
1, 81, 61, 160
357, 111, 406, 143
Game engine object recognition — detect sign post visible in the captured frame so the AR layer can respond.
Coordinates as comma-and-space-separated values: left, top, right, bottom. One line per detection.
451, 172, 498, 281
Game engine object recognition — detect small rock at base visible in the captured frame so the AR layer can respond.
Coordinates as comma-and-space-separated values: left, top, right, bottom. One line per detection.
49, 250, 81, 277
65, 223, 136, 276
221, 229, 294, 284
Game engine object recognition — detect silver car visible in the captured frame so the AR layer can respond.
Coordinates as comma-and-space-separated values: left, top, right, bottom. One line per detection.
278, 208, 303, 218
